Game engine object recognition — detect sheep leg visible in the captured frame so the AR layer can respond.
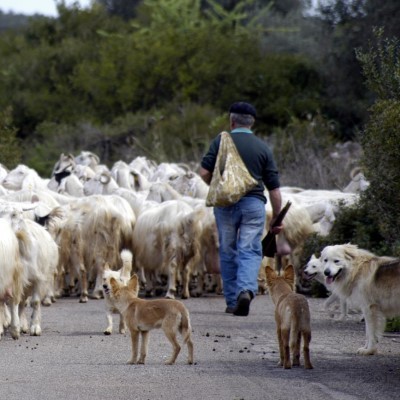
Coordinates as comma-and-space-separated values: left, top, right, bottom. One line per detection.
78, 263, 89, 303
18, 296, 29, 334
165, 260, 177, 299
9, 300, 21, 340
29, 285, 42, 336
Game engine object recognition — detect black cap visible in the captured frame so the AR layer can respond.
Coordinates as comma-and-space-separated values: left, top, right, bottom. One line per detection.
229, 101, 257, 118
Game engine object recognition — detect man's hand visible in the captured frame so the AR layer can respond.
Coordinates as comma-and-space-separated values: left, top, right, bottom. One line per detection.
269, 218, 283, 234
199, 166, 212, 185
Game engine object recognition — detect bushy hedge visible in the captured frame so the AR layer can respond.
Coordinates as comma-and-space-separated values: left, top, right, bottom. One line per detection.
0, 107, 21, 169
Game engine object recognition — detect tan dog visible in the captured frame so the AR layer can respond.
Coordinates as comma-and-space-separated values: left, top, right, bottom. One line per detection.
265, 265, 313, 369
102, 249, 133, 335
109, 274, 194, 365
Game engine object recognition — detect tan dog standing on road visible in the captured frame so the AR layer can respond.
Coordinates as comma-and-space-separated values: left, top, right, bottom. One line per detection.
109, 274, 194, 365
265, 264, 313, 369
102, 249, 133, 335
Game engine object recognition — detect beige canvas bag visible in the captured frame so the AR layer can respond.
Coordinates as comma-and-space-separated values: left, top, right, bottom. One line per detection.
206, 131, 258, 207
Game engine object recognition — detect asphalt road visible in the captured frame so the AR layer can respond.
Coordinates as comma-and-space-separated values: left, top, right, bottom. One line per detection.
1, 293, 400, 400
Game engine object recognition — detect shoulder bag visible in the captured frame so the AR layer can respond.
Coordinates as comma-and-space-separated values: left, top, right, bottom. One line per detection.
206, 131, 258, 207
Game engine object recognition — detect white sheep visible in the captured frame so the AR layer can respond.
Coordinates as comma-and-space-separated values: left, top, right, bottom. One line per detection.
0, 217, 24, 340
149, 162, 188, 182
343, 168, 370, 193
132, 199, 194, 298
74, 151, 101, 170
56, 174, 85, 197
188, 206, 222, 298
3, 164, 50, 191
280, 189, 359, 237
146, 181, 183, 203
72, 164, 96, 183
0, 163, 9, 184
83, 170, 149, 216
168, 171, 209, 199
48, 153, 76, 192
49, 195, 136, 303
7, 211, 59, 334
129, 156, 157, 179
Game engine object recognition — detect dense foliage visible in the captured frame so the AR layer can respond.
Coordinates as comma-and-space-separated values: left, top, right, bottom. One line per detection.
0, 107, 21, 168
0, 0, 326, 175
355, 29, 400, 253
0, 0, 399, 196
298, 28, 400, 263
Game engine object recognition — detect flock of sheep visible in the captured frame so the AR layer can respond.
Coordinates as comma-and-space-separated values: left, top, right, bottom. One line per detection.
0, 151, 367, 339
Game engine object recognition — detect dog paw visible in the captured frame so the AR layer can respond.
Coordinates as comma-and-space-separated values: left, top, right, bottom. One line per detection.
127, 359, 137, 365
357, 347, 377, 355
292, 361, 300, 367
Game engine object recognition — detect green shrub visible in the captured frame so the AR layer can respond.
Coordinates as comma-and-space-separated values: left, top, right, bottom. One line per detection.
356, 29, 400, 254
0, 107, 21, 169
385, 318, 400, 333
23, 102, 222, 176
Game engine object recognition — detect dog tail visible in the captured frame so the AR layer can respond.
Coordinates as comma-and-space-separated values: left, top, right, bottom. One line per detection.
120, 249, 133, 276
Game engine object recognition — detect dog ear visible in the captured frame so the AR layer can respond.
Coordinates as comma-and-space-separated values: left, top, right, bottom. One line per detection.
128, 274, 139, 296
110, 277, 119, 294
283, 264, 295, 287
265, 266, 277, 286
104, 263, 110, 271
343, 244, 358, 260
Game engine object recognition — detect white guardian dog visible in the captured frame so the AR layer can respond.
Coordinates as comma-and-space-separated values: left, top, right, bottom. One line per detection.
303, 254, 348, 320
321, 243, 400, 355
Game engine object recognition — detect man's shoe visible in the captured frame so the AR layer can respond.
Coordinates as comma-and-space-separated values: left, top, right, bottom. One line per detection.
233, 291, 252, 316
225, 306, 235, 314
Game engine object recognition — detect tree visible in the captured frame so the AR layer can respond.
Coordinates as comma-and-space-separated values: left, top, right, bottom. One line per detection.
95, 0, 142, 20
0, 107, 21, 168
356, 28, 400, 252
314, 0, 400, 140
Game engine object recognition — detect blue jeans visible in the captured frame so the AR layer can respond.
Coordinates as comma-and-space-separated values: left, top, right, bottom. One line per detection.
214, 196, 266, 308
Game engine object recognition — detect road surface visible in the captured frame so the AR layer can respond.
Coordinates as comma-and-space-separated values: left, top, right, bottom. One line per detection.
1, 293, 400, 400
